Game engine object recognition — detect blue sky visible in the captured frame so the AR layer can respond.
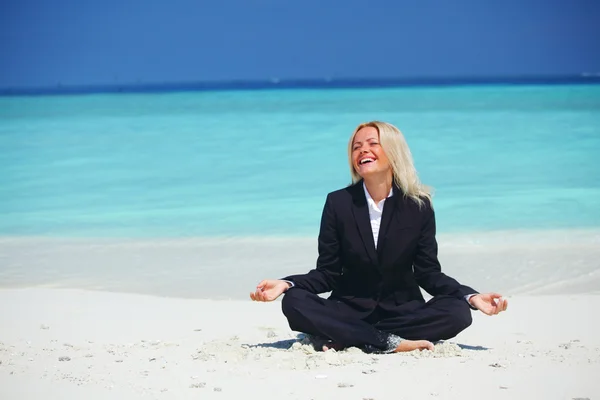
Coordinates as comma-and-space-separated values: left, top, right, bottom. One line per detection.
1, 0, 599, 88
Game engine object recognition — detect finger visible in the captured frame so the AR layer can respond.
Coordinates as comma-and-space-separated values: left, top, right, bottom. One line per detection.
491, 300, 500, 315
492, 298, 503, 314
259, 290, 268, 302
488, 292, 503, 299
494, 300, 504, 315
494, 299, 504, 314
495, 300, 502, 313
503, 299, 508, 311
256, 280, 267, 290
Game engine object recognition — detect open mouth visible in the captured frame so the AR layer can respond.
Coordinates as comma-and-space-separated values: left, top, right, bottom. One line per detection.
359, 157, 375, 165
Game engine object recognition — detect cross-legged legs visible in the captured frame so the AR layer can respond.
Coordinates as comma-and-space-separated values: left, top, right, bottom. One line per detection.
281, 289, 472, 353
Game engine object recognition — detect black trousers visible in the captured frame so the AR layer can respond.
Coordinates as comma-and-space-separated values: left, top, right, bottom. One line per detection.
281, 288, 472, 352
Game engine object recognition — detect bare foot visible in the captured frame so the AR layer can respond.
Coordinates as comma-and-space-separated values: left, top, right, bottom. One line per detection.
393, 340, 434, 353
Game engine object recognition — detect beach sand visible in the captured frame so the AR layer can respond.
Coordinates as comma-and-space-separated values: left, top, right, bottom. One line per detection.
0, 290, 598, 399
1, 230, 599, 399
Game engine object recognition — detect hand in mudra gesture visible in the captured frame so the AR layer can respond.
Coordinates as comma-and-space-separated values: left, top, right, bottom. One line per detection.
249, 279, 290, 302
469, 293, 508, 315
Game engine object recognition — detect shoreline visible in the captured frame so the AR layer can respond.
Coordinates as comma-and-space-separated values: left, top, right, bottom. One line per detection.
2, 226, 599, 241
1, 228, 599, 300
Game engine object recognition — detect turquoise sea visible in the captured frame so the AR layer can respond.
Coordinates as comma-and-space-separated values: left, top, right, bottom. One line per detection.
1, 84, 599, 238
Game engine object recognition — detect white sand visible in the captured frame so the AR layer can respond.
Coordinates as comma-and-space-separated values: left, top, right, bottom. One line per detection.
0, 289, 599, 400
1, 229, 599, 399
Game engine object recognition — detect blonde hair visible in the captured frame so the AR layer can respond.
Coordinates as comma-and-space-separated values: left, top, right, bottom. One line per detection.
348, 121, 433, 207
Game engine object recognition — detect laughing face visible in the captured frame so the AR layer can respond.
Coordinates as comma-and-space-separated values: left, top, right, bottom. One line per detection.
351, 126, 391, 179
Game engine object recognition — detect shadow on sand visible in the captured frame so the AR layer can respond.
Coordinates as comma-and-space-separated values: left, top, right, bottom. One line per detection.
245, 338, 299, 350
452, 343, 490, 351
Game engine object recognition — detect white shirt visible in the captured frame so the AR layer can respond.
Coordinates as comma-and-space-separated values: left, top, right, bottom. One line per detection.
363, 182, 394, 248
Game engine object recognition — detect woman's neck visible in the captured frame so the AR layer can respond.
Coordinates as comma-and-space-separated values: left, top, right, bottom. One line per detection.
363, 174, 393, 203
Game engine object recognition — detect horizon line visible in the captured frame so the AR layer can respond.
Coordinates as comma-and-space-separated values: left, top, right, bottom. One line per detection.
2, 73, 600, 97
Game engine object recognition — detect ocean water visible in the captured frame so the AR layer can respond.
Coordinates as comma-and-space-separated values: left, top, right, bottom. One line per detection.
1, 84, 599, 238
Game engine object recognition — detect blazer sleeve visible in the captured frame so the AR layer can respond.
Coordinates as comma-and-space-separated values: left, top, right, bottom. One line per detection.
281, 193, 342, 294
412, 200, 478, 298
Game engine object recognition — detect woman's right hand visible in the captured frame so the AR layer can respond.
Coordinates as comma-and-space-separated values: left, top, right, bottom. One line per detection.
250, 279, 291, 302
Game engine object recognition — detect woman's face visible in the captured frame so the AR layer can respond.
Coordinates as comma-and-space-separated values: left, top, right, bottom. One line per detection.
351, 126, 391, 179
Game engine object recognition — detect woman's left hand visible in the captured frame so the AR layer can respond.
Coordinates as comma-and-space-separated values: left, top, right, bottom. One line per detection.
469, 293, 508, 315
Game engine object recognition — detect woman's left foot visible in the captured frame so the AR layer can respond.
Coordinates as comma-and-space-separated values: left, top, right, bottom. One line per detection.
393, 339, 434, 352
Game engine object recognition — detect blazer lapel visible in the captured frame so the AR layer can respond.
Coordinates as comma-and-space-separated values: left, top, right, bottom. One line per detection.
350, 183, 379, 265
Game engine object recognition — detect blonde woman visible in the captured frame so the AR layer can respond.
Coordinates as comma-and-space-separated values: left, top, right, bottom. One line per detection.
251, 121, 507, 353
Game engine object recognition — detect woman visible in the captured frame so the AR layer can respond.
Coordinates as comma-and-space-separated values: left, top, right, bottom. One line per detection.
250, 121, 508, 353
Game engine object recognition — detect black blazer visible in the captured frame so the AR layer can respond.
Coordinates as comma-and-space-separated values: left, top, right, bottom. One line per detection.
284, 181, 477, 315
